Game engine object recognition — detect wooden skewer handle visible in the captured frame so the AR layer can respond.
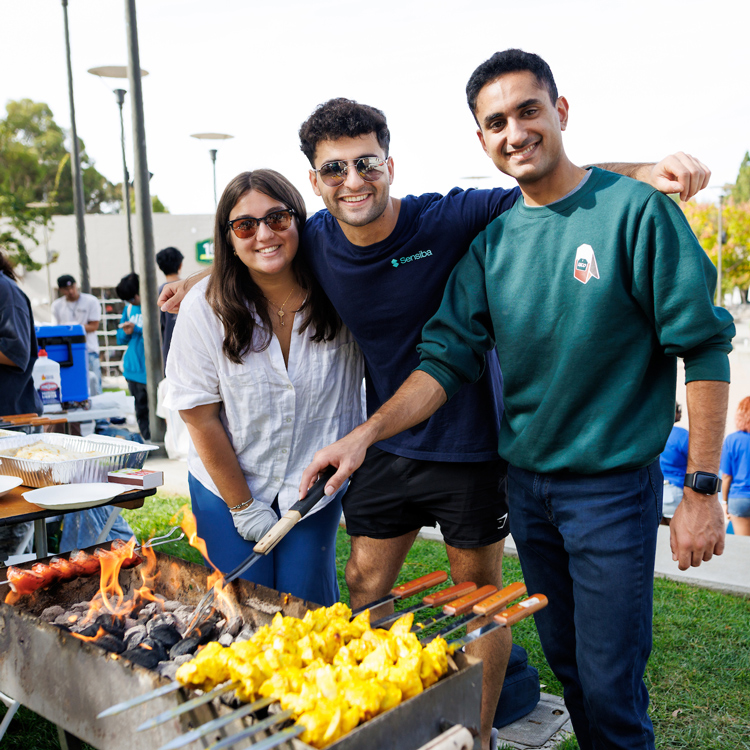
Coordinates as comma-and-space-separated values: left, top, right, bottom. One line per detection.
493, 594, 549, 626
442, 584, 498, 616
422, 581, 477, 606
391, 570, 448, 598
472, 581, 527, 615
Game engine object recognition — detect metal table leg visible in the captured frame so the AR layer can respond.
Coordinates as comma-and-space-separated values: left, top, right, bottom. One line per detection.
95, 508, 123, 544
33, 518, 48, 559
0, 691, 21, 742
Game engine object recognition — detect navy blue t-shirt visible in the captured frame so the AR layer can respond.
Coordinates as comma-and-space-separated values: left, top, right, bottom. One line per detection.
302, 186, 520, 461
0, 272, 42, 416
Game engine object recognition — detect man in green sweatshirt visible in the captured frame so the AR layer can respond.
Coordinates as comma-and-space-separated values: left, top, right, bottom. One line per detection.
300, 50, 734, 750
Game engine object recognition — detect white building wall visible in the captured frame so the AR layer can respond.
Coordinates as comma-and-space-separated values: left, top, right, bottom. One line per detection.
15, 213, 215, 316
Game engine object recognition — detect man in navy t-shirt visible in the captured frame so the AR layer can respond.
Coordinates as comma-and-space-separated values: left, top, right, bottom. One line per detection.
296, 98, 712, 748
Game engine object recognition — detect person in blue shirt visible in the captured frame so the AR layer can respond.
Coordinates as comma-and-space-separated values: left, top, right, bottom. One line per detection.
660, 403, 689, 518
720, 397, 750, 536
115, 273, 149, 441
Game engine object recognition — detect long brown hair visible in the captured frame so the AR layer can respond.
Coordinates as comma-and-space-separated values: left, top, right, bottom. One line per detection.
206, 169, 341, 364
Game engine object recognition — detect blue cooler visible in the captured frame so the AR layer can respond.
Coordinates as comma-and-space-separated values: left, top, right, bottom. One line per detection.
35, 324, 90, 404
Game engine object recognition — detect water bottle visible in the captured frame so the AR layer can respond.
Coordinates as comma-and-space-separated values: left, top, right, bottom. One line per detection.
32, 349, 63, 412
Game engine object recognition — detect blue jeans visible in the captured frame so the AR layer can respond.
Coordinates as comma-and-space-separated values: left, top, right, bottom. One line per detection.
188, 474, 342, 606
507, 463, 662, 750
59, 507, 135, 553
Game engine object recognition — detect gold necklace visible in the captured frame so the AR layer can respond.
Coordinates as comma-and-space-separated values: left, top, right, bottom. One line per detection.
265, 287, 296, 326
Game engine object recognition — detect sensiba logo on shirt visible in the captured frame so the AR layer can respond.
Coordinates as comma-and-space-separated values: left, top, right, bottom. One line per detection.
390, 249, 433, 268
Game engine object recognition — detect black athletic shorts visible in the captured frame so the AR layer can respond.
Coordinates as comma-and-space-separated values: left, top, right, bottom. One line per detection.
342, 446, 510, 548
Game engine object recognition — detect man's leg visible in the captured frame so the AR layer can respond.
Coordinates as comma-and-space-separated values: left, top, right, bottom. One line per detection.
446, 540, 509, 750
345, 530, 420, 615
509, 464, 659, 750
87, 351, 102, 396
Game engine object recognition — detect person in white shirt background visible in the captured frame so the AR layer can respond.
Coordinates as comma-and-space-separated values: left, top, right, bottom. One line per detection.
165, 169, 363, 605
51, 274, 102, 396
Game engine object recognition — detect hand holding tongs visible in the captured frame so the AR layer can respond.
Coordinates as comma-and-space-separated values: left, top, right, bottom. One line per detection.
186, 467, 336, 630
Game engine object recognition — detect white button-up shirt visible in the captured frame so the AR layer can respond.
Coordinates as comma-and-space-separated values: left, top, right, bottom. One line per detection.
165, 278, 364, 516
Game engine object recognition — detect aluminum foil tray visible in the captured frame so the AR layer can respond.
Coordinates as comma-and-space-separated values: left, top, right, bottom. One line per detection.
0, 433, 158, 488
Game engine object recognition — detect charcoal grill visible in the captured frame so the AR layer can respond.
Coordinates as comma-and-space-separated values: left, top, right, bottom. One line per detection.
0, 548, 482, 750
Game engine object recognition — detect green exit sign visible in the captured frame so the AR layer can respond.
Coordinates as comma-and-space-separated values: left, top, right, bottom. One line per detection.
196, 238, 214, 264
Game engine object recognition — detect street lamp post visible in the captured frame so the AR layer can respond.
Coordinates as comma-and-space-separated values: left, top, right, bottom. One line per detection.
190, 133, 234, 209
60, 0, 89, 293
114, 89, 134, 273
88, 66, 148, 273
123, 0, 164, 448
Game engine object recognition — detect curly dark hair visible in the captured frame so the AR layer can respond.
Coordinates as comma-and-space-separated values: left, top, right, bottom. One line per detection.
299, 98, 390, 165
466, 49, 558, 123
115, 273, 139, 302
207, 169, 341, 365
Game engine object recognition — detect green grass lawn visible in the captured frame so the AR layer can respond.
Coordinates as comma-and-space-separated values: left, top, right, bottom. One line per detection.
1, 493, 748, 750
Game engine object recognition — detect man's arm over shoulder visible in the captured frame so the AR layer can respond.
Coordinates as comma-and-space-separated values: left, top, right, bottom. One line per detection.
593, 152, 710, 201
158, 268, 212, 313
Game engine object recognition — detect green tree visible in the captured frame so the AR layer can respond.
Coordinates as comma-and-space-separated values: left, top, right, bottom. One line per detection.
731, 151, 750, 204
0, 99, 117, 271
683, 199, 750, 302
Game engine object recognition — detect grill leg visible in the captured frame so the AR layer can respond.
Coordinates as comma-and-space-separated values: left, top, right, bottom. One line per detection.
0, 692, 21, 742
56, 725, 84, 750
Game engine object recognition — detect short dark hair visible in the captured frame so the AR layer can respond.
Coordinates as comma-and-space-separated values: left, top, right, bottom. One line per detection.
57, 274, 76, 288
466, 49, 558, 122
155, 246, 184, 276
115, 273, 139, 302
299, 98, 390, 166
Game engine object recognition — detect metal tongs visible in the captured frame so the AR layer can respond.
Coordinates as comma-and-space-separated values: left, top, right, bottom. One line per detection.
185, 467, 336, 631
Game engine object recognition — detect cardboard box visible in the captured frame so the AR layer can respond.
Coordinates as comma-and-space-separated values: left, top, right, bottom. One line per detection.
108, 468, 163, 489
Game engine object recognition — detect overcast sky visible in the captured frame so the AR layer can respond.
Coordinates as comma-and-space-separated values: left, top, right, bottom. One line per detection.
2, 0, 748, 216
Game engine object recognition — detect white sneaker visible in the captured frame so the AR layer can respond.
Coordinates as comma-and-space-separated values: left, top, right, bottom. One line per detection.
490, 727, 499, 750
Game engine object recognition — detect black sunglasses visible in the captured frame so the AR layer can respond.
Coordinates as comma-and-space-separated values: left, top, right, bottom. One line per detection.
314, 156, 388, 187
227, 208, 296, 239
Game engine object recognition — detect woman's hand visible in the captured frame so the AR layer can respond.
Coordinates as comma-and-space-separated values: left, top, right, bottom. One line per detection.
230, 500, 278, 542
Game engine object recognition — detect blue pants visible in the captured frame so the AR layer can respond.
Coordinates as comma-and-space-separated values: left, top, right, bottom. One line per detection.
188, 474, 342, 606
507, 463, 661, 750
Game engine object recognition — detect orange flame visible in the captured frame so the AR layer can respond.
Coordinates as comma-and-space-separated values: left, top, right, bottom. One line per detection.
71, 626, 107, 643
173, 505, 219, 571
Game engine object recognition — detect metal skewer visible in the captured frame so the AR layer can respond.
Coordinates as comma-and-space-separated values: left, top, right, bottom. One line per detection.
136, 680, 242, 731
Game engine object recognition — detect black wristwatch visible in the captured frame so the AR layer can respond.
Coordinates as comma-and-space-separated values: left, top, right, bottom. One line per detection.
684, 472, 722, 495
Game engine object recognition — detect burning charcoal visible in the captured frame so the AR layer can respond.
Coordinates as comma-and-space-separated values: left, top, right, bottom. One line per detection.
55, 613, 79, 628
185, 617, 219, 645
140, 638, 168, 663
41, 605, 65, 622
124, 617, 137, 631
162, 600, 181, 612
124, 624, 147, 649
121, 647, 161, 670
149, 623, 182, 649
222, 616, 243, 638
95, 614, 126, 639
236, 626, 254, 642
78, 624, 101, 638
146, 612, 179, 633
173, 653, 193, 666
169, 636, 200, 659
218, 633, 233, 647
96, 634, 126, 655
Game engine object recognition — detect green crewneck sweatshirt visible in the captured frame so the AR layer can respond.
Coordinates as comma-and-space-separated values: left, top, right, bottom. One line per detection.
417, 168, 734, 474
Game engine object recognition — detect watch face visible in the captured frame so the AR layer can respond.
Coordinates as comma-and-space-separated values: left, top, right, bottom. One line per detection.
692, 472, 719, 494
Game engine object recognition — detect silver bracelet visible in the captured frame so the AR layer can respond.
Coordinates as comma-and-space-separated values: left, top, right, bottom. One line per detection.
229, 497, 254, 512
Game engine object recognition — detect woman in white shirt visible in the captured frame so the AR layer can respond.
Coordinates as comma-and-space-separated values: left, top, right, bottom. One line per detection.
166, 170, 363, 605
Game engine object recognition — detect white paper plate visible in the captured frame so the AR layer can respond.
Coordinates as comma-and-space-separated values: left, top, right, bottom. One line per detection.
23, 483, 128, 510
0, 476, 23, 498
